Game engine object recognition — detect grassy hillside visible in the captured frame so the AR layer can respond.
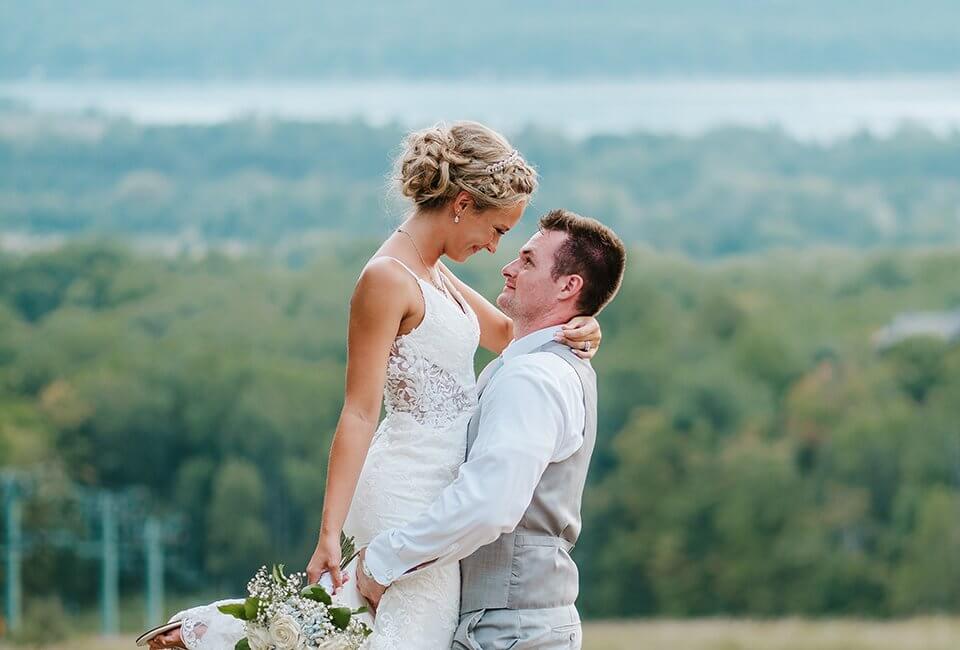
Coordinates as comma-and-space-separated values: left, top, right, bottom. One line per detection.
3, 619, 959, 650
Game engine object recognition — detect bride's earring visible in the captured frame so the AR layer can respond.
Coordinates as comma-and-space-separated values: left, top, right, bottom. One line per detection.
454, 211, 461, 224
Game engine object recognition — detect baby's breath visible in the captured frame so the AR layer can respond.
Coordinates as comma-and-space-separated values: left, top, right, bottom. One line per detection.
226, 558, 370, 649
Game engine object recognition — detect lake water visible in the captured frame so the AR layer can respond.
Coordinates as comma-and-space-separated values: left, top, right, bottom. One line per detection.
2, 77, 960, 141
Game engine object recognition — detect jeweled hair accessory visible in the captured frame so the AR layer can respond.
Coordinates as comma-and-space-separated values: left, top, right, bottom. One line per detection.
484, 150, 522, 174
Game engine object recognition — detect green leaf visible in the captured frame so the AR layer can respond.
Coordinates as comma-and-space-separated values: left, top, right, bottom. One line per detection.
234, 639, 250, 650
340, 532, 359, 572
243, 597, 260, 620
353, 606, 368, 615
218, 603, 247, 620
329, 606, 352, 630
272, 563, 287, 585
301, 584, 332, 605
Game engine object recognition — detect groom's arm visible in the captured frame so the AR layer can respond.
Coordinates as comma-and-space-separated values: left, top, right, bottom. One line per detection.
363, 354, 584, 586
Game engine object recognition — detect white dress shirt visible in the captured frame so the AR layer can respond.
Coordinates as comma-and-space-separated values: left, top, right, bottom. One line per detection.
363, 325, 586, 585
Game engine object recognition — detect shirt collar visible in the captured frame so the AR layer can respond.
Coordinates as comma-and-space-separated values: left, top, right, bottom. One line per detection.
501, 325, 564, 362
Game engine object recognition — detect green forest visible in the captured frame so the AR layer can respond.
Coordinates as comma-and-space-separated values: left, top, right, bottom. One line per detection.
2, 108, 960, 257
1, 239, 958, 618
1, 94, 960, 622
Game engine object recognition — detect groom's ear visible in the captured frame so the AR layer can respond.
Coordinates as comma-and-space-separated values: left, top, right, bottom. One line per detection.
557, 274, 585, 303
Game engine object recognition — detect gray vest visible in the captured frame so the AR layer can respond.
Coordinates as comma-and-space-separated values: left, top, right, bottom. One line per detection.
459, 340, 598, 614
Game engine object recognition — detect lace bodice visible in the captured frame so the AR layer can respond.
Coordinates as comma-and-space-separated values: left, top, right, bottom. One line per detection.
382, 274, 480, 429
347, 262, 481, 538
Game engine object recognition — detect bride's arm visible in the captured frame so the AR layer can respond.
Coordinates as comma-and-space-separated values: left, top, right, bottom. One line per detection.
439, 263, 602, 358
307, 260, 413, 589
439, 263, 513, 354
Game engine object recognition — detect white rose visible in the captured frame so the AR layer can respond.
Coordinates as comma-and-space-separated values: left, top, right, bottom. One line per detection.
245, 625, 273, 650
270, 614, 303, 650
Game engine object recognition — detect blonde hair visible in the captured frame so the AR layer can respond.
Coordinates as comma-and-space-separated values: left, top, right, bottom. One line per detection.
395, 121, 537, 211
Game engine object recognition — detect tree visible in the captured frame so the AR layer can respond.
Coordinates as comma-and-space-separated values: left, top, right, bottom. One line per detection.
205, 459, 271, 586
892, 488, 960, 612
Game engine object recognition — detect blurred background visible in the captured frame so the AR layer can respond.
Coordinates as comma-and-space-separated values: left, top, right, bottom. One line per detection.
1, 2, 959, 648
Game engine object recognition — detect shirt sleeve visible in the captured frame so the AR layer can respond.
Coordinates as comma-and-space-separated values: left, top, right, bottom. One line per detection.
363, 354, 583, 585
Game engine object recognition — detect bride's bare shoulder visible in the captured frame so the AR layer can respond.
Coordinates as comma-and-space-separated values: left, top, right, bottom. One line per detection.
353, 256, 419, 302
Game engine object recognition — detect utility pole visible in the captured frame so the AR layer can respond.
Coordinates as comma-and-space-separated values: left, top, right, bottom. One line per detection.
100, 492, 118, 636
3, 477, 22, 634
144, 517, 164, 627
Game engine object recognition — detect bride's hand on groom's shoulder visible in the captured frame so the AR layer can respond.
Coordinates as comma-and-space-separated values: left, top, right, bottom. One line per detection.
306, 532, 343, 590
556, 315, 602, 359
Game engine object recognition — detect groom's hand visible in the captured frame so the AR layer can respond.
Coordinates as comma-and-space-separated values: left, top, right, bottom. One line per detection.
356, 548, 387, 613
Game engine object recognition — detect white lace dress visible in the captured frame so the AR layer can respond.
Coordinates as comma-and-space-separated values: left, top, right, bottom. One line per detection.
168, 259, 480, 650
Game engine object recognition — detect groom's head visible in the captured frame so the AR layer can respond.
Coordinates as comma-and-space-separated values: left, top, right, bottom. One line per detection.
497, 210, 625, 327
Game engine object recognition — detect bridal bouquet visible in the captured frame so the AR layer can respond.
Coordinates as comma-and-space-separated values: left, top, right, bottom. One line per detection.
219, 534, 371, 650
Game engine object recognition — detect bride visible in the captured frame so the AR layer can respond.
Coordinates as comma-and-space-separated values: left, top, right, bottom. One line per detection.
147, 121, 601, 649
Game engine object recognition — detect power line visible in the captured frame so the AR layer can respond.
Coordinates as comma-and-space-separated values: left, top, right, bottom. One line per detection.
1, 469, 180, 637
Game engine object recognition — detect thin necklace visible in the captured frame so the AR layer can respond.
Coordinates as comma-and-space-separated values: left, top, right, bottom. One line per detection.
396, 228, 446, 293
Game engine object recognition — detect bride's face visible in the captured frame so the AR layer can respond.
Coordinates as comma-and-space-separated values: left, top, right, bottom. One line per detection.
447, 201, 525, 262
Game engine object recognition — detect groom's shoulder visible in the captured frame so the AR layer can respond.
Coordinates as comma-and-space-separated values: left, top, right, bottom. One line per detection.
500, 351, 581, 388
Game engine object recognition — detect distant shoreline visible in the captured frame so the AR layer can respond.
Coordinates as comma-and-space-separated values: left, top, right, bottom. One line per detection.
3, 76, 960, 141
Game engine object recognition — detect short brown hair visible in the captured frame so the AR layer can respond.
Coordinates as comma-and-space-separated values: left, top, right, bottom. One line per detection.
539, 209, 626, 315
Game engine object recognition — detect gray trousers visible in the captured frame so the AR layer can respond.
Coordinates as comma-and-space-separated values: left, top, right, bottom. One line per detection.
451, 605, 581, 650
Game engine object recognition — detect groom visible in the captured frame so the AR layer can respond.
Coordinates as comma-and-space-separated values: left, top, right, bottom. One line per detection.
357, 209, 625, 649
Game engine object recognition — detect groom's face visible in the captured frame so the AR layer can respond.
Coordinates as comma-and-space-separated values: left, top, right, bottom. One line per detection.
497, 229, 568, 319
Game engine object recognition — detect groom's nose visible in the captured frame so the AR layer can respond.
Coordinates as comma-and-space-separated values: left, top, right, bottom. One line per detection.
502, 258, 519, 277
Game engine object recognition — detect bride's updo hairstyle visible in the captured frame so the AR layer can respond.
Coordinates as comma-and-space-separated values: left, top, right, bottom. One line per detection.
395, 121, 537, 211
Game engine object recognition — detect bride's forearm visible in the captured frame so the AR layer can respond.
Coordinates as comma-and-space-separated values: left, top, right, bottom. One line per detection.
319, 411, 378, 539
438, 264, 514, 353
488, 313, 515, 354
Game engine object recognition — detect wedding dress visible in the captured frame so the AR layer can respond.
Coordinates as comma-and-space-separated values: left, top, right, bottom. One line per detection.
166, 258, 480, 649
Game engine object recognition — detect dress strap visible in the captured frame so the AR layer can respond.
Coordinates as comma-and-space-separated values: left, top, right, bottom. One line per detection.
380, 256, 423, 283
